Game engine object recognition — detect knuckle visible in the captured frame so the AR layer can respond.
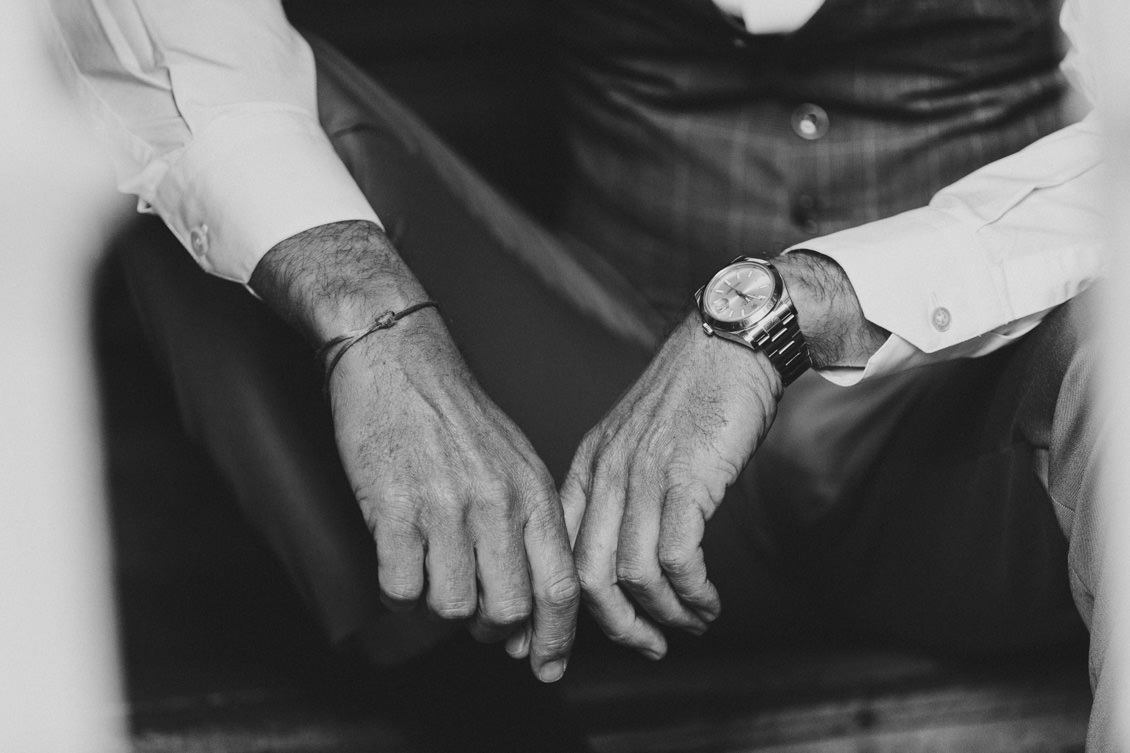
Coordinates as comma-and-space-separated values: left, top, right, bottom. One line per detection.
666, 480, 710, 511
430, 598, 476, 621
603, 625, 636, 647
536, 631, 574, 657
575, 561, 602, 595
515, 472, 555, 509
539, 572, 581, 609
483, 596, 532, 627
476, 477, 514, 505
649, 610, 682, 628
379, 521, 425, 550
364, 491, 419, 537
522, 494, 558, 526
375, 485, 419, 515
658, 545, 692, 577
590, 453, 626, 487
616, 561, 657, 590
423, 500, 470, 534
380, 579, 423, 604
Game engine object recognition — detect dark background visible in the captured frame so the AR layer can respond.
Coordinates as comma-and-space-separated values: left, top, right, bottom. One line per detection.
287, 0, 567, 220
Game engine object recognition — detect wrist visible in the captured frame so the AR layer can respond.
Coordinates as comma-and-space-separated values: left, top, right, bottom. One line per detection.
774, 250, 887, 369
680, 313, 784, 401
250, 220, 429, 346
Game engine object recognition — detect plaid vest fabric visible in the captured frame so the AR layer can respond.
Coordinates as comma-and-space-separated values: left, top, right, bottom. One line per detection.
552, 0, 1067, 318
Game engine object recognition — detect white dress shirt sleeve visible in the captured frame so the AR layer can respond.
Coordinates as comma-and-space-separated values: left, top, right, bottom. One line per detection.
793, 0, 1107, 386
47, 0, 381, 283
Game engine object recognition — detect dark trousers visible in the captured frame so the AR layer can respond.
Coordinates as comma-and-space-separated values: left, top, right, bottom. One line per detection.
118, 39, 1096, 673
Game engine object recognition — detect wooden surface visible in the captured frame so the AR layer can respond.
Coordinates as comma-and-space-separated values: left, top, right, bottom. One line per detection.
123, 641, 1090, 753
567, 647, 1090, 753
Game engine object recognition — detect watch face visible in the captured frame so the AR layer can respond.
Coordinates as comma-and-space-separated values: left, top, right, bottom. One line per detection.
703, 262, 775, 323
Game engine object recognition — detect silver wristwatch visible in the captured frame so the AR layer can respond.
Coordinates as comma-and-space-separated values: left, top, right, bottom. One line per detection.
694, 256, 811, 386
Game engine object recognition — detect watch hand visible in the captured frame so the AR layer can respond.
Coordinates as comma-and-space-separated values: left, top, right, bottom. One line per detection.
724, 282, 755, 303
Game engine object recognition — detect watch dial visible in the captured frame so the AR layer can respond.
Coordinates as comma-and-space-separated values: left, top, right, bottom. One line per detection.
704, 263, 774, 323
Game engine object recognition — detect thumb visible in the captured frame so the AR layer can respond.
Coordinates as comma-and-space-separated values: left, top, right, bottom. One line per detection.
559, 468, 588, 549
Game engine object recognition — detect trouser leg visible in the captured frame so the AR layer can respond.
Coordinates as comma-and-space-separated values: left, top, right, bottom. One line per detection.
1015, 294, 1112, 751
833, 296, 1093, 652
708, 295, 1096, 658
117, 220, 386, 646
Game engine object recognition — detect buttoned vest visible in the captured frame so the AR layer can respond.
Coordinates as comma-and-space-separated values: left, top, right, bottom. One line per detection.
552, 0, 1066, 318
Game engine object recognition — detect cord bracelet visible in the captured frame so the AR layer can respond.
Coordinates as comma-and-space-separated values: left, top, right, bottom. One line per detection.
317, 300, 440, 391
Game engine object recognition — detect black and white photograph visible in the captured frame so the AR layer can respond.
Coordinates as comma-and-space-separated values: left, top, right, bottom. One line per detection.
5, 0, 1130, 750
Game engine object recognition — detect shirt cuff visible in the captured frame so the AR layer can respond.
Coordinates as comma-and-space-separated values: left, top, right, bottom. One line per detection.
787, 207, 1026, 386
793, 206, 1018, 355
816, 310, 1052, 386
149, 107, 382, 283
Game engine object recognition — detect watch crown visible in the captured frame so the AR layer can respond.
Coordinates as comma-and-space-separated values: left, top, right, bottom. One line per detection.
701, 322, 715, 336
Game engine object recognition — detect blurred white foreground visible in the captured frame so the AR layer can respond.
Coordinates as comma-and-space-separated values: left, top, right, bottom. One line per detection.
1096, 0, 1130, 744
0, 1, 125, 751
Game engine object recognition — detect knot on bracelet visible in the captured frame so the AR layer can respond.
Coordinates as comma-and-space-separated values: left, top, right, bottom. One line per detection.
318, 301, 440, 393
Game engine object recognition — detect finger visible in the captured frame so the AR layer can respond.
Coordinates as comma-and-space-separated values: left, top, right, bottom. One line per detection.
616, 471, 709, 634
561, 435, 597, 548
574, 470, 668, 659
523, 490, 582, 683
505, 624, 531, 659
467, 494, 532, 643
659, 488, 721, 622
373, 512, 426, 611
423, 511, 478, 622
560, 466, 589, 549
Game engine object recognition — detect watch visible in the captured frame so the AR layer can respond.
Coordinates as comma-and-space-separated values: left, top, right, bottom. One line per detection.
694, 256, 811, 386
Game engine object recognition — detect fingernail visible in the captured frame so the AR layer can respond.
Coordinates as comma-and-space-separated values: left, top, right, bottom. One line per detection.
538, 659, 568, 683
506, 630, 530, 658
644, 648, 665, 661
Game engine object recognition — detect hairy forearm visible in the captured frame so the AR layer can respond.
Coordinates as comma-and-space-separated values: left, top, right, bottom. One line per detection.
774, 250, 888, 369
249, 220, 427, 346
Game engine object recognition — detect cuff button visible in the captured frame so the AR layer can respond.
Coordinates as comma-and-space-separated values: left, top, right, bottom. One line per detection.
931, 307, 952, 331
189, 225, 210, 258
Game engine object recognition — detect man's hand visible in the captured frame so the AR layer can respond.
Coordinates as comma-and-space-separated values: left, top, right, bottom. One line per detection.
251, 221, 579, 683
563, 315, 782, 659
562, 251, 887, 659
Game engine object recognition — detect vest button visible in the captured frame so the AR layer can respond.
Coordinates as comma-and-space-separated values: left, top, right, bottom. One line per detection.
791, 103, 829, 140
